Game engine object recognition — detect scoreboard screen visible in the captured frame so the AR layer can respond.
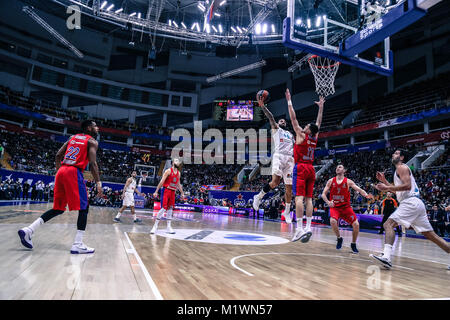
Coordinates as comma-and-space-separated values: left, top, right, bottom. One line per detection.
213, 100, 263, 122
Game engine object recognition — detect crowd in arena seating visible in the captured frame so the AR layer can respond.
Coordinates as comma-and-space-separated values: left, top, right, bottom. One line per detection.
0, 85, 172, 137
181, 163, 237, 193
0, 130, 164, 181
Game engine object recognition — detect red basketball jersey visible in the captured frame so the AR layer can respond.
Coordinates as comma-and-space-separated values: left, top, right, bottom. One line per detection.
163, 167, 180, 190
61, 134, 92, 171
329, 177, 351, 207
294, 134, 317, 164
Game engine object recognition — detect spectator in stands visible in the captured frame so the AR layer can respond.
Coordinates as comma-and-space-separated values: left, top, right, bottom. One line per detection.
22, 180, 30, 200
428, 204, 446, 237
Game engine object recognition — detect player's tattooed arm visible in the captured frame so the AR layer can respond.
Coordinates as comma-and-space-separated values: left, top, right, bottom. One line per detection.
348, 179, 374, 199
153, 169, 170, 198
314, 96, 325, 130
88, 138, 102, 196
285, 89, 305, 138
122, 178, 131, 199
321, 179, 334, 207
258, 96, 278, 130
177, 182, 185, 198
55, 139, 71, 170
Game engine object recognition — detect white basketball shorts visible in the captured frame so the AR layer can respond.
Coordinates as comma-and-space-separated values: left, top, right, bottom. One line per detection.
123, 192, 135, 207
271, 153, 295, 185
389, 197, 433, 233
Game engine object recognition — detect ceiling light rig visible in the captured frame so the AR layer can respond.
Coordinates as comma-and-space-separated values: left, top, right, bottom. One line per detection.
53, 0, 284, 46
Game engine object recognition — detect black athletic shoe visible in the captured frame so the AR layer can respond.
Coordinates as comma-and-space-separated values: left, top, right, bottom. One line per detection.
336, 237, 343, 250
370, 254, 392, 269
134, 218, 142, 223
350, 243, 359, 254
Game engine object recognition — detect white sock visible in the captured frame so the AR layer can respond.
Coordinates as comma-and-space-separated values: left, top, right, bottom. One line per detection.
115, 211, 122, 219
284, 203, 291, 214
133, 213, 137, 220
166, 209, 173, 220
257, 190, 266, 198
296, 218, 304, 231
383, 244, 393, 260
28, 217, 44, 233
156, 208, 165, 219
167, 220, 172, 229
74, 230, 85, 245
306, 217, 312, 230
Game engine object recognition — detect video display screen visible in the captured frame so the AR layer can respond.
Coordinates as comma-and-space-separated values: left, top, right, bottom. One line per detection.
213, 100, 263, 122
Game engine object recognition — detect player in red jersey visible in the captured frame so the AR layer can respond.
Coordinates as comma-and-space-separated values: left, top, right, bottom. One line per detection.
150, 158, 184, 234
321, 164, 373, 253
18, 120, 103, 254
286, 89, 323, 242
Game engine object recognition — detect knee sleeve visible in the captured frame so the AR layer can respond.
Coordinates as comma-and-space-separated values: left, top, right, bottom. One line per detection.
77, 208, 89, 231
41, 209, 64, 223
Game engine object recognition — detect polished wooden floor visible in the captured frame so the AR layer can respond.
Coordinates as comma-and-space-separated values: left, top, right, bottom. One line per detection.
0, 202, 449, 300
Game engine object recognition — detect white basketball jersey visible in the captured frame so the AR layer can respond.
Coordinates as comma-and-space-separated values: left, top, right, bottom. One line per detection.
126, 178, 136, 193
272, 128, 294, 156
394, 166, 420, 203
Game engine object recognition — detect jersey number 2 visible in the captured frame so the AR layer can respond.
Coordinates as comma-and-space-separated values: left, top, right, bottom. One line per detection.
65, 146, 80, 160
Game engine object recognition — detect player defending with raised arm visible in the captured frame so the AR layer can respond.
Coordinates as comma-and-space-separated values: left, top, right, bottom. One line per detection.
18, 120, 103, 254
371, 149, 450, 270
322, 164, 374, 253
253, 95, 295, 223
114, 170, 145, 223
286, 89, 324, 242
150, 158, 184, 234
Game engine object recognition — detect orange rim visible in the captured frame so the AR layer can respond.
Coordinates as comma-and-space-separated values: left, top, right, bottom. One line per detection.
308, 55, 341, 69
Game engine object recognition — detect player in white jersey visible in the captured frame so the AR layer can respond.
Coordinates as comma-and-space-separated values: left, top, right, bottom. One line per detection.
253, 95, 295, 223
370, 149, 450, 270
114, 171, 145, 223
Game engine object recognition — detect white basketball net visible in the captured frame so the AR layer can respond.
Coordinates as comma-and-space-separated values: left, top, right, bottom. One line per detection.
308, 55, 340, 97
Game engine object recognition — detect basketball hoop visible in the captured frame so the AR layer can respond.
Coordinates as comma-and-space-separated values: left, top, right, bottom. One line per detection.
308, 55, 340, 97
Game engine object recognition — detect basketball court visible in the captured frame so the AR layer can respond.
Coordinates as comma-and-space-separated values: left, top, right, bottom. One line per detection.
0, 0, 449, 305
1, 203, 448, 300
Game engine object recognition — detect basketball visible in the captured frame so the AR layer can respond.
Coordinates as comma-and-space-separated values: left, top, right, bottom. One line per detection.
256, 90, 270, 103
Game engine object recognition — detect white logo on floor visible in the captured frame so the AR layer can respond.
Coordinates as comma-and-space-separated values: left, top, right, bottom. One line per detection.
153, 229, 289, 245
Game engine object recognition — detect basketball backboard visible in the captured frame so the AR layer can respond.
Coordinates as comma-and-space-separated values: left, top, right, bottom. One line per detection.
283, 0, 441, 76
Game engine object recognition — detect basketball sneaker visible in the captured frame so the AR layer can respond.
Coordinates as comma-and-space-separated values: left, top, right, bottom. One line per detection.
252, 194, 261, 211
350, 243, 359, 254
134, 218, 142, 223
166, 226, 175, 234
370, 254, 392, 269
292, 228, 312, 243
18, 227, 33, 249
336, 237, 343, 250
70, 243, 95, 254
282, 210, 292, 224
113, 217, 121, 223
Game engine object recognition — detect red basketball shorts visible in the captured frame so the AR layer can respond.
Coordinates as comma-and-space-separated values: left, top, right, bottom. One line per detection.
330, 206, 357, 225
292, 163, 316, 198
161, 187, 176, 210
53, 165, 89, 211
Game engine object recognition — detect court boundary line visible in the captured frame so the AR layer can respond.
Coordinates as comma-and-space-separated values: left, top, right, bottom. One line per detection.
123, 232, 164, 300
230, 252, 415, 277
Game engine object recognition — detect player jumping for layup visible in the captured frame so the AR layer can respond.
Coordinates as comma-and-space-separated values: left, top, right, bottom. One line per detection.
371, 149, 450, 269
321, 164, 374, 253
114, 170, 146, 223
286, 89, 324, 242
253, 95, 295, 222
18, 120, 103, 254
150, 159, 184, 234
